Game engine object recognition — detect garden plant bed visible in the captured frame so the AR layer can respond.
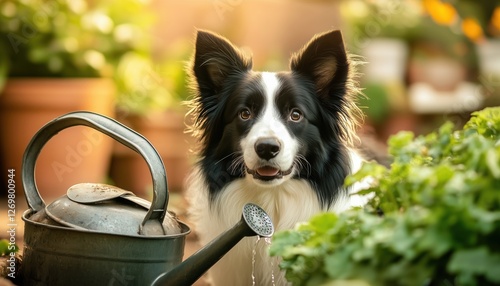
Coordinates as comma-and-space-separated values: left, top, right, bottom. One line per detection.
271, 107, 500, 286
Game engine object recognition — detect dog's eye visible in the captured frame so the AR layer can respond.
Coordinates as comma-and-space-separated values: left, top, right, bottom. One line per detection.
239, 108, 252, 120
289, 109, 303, 122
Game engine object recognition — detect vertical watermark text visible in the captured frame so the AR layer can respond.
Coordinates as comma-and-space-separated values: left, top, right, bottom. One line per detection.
6, 168, 17, 279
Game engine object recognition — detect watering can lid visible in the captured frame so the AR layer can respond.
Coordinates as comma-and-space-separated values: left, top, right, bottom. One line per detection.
45, 183, 181, 236
66, 183, 135, 204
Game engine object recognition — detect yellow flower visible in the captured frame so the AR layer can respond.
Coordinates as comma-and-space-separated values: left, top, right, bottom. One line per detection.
423, 0, 457, 26
490, 6, 500, 36
462, 17, 485, 43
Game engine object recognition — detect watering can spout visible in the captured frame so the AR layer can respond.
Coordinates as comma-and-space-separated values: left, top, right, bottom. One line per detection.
152, 203, 274, 286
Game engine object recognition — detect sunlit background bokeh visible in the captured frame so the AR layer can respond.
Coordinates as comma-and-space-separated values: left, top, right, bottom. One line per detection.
2, 0, 499, 138
0, 2, 499, 284
0, 0, 499, 206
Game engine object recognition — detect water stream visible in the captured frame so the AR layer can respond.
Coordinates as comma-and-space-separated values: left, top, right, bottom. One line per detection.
251, 236, 260, 285
251, 236, 276, 286
265, 237, 275, 286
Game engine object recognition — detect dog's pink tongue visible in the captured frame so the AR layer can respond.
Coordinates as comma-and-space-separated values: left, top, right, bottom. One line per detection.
256, 166, 280, 177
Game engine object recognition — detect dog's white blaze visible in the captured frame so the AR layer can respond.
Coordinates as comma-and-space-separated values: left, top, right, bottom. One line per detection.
240, 72, 298, 184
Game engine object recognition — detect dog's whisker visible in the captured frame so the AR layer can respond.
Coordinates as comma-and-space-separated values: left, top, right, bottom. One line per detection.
214, 151, 241, 166
227, 153, 245, 175
228, 158, 239, 172
295, 155, 312, 177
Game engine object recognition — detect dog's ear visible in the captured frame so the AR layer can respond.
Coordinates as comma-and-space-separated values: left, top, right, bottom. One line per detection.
192, 30, 252, 93
290, 30, 349, 99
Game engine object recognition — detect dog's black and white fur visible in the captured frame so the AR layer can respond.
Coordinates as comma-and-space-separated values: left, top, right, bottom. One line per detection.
187, 30, 369, 285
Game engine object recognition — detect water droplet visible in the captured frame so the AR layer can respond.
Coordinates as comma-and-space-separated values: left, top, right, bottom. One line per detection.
264, 238, 276, 286
251, 236, 261, 286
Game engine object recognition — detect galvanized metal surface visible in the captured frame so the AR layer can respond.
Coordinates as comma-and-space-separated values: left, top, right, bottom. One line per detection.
66, 183, 134, 203
45, 183, 181, 235
22, 111, 172, 234
22, 209, 189, 286
21, 111, 190, 285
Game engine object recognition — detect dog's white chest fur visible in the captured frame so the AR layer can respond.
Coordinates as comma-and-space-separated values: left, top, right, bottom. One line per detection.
187, 154, 368, 286
187, 170, 325, 285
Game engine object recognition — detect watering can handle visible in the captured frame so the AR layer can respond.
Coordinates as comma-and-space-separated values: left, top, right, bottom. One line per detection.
22, 111, 169, 234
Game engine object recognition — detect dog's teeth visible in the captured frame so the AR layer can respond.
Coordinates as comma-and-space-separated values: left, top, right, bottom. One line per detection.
256, 166, 280, 177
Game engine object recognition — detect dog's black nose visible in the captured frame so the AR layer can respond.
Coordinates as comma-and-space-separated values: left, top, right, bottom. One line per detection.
255, 138, 281, 160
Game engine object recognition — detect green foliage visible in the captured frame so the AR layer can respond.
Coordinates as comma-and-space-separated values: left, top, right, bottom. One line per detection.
339, 0, 422, 46
357, 82, 391, 125
270, 107, 500, 286
0, 0, 152, 78
115, 40, 192, 115
0, 0, 187, 113
0, 239, 18, 256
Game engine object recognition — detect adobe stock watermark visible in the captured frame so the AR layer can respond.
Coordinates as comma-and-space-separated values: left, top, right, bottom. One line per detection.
212, 0, 244, 20
108, 267, 135, 286
117, 57, 168, 118
5, 169, 18, 280
6, 1, 60, 54
51, 129, 104, 182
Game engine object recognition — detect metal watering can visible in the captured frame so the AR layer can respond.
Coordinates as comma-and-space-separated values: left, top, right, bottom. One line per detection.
21, 111, 274, 285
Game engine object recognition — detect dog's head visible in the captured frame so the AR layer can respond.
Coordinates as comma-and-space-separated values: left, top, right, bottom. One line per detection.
188, 30, 360, 199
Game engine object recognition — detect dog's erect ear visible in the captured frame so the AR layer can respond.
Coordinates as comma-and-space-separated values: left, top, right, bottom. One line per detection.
290, 30, 349, 99
192, 30, 252, 93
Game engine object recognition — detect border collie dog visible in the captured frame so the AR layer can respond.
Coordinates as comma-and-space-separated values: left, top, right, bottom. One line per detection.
187, 30, 367, 285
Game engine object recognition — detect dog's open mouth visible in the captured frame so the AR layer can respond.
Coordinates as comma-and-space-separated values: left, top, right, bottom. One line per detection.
246, 165, 293, 181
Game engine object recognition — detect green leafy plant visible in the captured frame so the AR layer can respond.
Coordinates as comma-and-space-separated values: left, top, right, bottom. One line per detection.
0, 0, 152, 79
340, 0, 422, 44
115, 40, 192, 115
270, 107, 500, 286
0, 0, 184, 113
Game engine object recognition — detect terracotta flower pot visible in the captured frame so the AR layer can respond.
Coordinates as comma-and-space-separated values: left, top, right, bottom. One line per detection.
0, 78, 116, 200
110, 110, 193, 198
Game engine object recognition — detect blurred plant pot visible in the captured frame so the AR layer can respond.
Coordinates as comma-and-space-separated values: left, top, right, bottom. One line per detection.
476, 39, 500, 106
362, 38, 409, 84
109, 110, 193, 198
0, 78, 116, 199
476, 39, 500, 76
361, 38, 409, 113
409, 57, 466, 91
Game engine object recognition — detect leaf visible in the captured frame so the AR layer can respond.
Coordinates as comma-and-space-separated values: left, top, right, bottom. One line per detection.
269, 229, 308, 257
324, 245, 357, 279
448, 247, 500, 283
344, 161, 386, 188
0, 239, 18, 256
486, 148, 500, 178
0, 239, 9, 255
465, 107, 500, 139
